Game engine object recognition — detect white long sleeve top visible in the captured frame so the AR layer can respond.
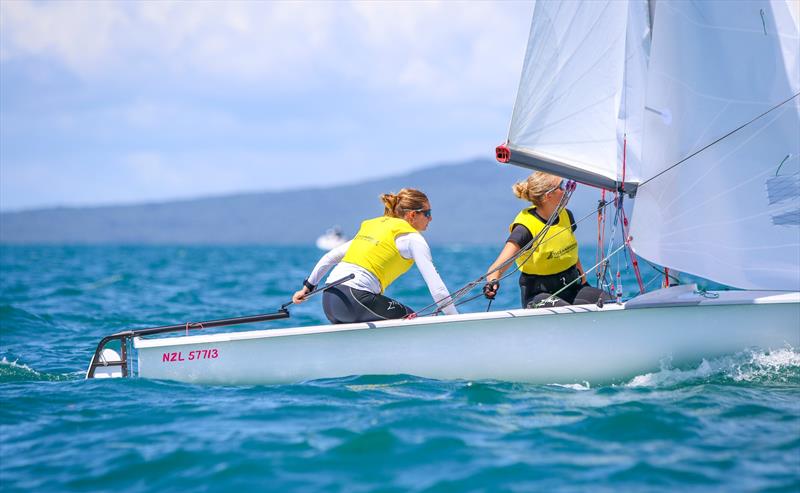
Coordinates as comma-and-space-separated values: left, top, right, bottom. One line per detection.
307, 233, 458, 316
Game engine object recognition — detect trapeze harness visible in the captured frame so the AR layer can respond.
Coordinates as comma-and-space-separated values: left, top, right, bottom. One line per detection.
306, 216, 457, 324
509, 207, 608, 307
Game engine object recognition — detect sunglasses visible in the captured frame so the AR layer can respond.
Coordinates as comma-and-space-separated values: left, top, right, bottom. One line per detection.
544, 179, 566, 195
408, 208, 432, 218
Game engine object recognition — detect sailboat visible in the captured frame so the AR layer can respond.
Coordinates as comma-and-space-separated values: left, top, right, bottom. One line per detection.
87, 0, 799, 385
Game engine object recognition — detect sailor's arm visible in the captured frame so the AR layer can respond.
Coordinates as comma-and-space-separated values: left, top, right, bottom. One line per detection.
292, 241, 352, 304
398, 234, 458, 315
483, 241, 522, 299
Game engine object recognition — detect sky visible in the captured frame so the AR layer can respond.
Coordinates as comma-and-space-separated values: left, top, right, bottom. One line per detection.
0, 0, 534, 211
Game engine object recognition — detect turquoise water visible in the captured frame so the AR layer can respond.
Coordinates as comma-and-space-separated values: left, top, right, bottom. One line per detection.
1, 245, 798, 492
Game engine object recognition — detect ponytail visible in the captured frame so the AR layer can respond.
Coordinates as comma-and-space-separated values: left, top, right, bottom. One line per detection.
512, 172, 561, 206
380, 193, 400, 217
380, 188, 429, 218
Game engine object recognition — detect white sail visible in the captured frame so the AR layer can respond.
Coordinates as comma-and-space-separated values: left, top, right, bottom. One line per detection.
630, 0, 800, 290
616, 0, 651, 189
504, 0, 650, 192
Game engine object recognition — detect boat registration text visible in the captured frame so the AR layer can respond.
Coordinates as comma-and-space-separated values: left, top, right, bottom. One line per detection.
162, 349, 219, 363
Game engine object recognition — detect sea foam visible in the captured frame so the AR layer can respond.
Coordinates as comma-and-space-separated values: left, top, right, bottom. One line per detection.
624, 346, 800, 388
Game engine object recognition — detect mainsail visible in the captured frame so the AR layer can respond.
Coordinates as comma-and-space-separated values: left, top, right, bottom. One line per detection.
630, 0, 800, 291
500, 0, 651, 192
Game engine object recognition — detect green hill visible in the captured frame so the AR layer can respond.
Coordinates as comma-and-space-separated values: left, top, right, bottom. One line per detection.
0, 159, 606, 245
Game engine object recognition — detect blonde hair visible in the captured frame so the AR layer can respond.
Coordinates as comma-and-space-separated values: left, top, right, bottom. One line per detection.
380, 188, 429, 218
512, 171, 562, 206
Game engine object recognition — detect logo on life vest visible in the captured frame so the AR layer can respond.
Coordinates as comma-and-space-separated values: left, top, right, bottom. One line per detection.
353, 234, 380, 246
546, 242, 577, 259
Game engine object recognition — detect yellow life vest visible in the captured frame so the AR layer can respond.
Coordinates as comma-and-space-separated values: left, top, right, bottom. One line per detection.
510, 207, 578, 275
342, 216, 418, 292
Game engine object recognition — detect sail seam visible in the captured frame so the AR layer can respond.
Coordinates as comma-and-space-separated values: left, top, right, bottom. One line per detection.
658, 109, 790, 218
639, 92, 800, 188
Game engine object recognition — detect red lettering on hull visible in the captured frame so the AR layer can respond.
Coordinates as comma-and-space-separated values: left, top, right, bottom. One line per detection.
161, 349, 219, 364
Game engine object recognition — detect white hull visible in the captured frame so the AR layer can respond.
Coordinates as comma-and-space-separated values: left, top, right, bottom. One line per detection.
133, 287, 800, 385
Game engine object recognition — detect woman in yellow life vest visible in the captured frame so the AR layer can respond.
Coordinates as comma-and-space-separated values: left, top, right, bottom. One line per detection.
292, 188, 458, 324
483, 172, 609, 308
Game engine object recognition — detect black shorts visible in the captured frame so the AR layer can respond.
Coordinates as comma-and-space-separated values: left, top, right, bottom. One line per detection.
519, 266, 609, 308
322, 285, 413, 324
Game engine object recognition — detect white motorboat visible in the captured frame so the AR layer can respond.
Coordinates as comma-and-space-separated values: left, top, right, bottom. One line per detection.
315, 227, 346, 251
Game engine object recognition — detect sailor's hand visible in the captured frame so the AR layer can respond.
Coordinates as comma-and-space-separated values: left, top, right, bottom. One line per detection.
292, 287, 310, 304
483, 280, 499, 299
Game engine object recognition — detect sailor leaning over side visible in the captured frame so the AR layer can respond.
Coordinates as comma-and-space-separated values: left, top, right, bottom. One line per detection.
293, 188, 458, 324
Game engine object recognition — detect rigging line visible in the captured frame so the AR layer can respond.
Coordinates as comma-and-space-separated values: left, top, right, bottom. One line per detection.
657, 108, 790, 217
596, 192, 608, 289
453, 292, 491, 310
473, 186, 572, 275
534, 242, 628, 308
470, 184, 576, 275
639, 92, 800, 188
421, 183, 636, 317
492, 189, 622, 299
486, 190, 575, 283
515, 191, 616, 267
644, 271, 666, 291
423, 182, 632, 316
417, 177, 640, 317
599, 192, 622, 286
422, 194, 571, 315
414, 184, 579, 317
619, 203, 645, 293
639, 255, 669, 278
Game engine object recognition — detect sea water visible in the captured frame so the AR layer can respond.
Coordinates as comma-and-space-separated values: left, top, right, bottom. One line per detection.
1, 245, 798, 492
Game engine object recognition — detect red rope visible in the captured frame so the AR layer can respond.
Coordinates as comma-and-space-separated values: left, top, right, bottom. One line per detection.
618, 133, 644, 294
620, 208, 645, 294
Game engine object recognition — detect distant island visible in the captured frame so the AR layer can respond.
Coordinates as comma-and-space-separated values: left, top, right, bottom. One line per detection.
0, 158, 604, 245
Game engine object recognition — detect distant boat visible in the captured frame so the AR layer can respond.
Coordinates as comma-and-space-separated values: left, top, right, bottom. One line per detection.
315, 227, 347, 251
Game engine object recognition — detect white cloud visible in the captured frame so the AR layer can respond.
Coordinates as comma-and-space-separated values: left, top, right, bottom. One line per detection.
0, 0, 124, 74
346, 2, 528, 99
0, 0, 534, 210
0, 0, 531, 101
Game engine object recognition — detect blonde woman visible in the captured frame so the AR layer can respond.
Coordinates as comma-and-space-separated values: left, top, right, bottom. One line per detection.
483, 172, 609, 308
293, 188, 457, 324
